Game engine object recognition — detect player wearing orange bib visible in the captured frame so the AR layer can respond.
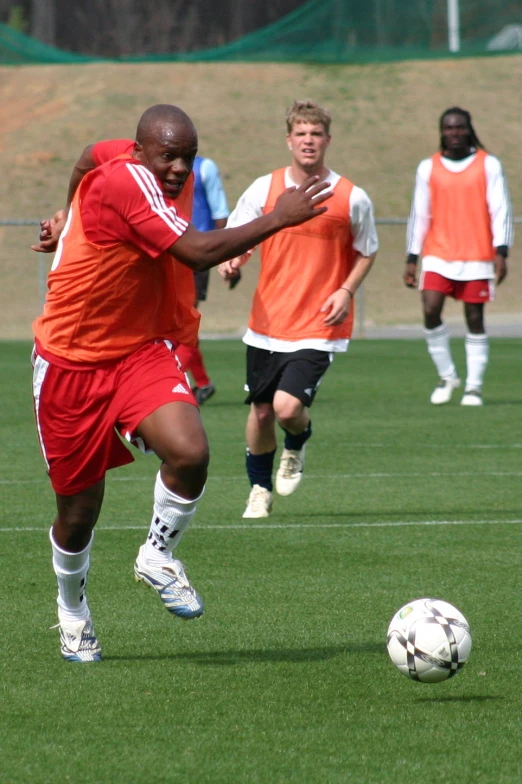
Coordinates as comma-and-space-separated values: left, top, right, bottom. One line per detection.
404, 107, 513, 406
31, 103, 333, 661
219, 101, 378, 518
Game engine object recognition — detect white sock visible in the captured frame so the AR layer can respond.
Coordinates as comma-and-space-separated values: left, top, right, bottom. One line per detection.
50, 529, 93, 623
141, 472, 204, 567
465, 333, 489, 391
424, 324, 458, 380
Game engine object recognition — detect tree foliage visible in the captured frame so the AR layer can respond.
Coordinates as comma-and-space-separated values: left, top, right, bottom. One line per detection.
2, 0, 307, 54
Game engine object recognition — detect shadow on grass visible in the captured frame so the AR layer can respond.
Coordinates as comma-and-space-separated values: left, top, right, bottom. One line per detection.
104, 641, 385, 664
415, 695, 502, 704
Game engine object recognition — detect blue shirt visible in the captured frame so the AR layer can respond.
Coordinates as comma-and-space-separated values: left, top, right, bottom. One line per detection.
192, 156, 229, 232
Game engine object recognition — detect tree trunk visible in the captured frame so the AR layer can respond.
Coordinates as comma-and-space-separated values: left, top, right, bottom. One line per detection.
31, 0, 56, 45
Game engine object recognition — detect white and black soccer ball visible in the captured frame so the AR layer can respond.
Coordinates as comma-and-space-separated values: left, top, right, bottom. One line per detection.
387, 598, 472, 683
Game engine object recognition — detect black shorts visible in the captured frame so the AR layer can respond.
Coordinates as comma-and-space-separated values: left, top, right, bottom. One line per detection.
194, 270, 210, 303
245, 346, 332, 407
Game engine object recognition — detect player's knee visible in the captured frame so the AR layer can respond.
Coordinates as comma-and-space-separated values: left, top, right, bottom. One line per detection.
275, 402, 303, 429
251, 404, 275, 431
163, 437, 209, 480
54, 512, 98, 552
56, 486, 103, 538
465, 310, 484, 333
423, 305, 442, 328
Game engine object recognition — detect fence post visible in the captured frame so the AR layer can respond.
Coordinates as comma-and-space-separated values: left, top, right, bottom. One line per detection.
447, 0, 461, 52
356, 285, 365, 339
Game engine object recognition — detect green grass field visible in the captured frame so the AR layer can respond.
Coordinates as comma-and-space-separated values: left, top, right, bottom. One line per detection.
2, 338, 522, 783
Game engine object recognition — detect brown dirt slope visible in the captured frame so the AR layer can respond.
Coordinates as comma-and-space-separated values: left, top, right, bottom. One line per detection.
0, 58, 520, 339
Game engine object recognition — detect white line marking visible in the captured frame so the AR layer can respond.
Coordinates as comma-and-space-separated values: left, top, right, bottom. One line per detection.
2, 519, 522, 533
346, 444, 522, 449
3, 470, 522, 486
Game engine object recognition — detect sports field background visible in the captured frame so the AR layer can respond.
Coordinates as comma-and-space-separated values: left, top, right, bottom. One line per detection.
2, 338, 522, 783
0, 56, 520, 339
1, 54, 522, 783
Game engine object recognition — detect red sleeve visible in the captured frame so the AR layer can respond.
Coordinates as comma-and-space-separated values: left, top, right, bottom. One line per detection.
91, 139, 135, 167
81, 159, 190, 257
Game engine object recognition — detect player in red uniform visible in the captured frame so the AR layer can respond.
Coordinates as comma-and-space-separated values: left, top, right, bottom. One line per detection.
32, 103, 332, 662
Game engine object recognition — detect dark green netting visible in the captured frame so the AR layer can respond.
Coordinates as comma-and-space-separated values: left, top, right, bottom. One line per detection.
1, 0, 521, 65
0, 24, 98, 64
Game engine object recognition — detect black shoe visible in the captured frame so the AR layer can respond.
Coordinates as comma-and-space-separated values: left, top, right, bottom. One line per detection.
193, 383, 216, 405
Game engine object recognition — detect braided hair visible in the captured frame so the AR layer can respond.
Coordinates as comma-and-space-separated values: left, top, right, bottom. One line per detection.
439, 107, 485, 152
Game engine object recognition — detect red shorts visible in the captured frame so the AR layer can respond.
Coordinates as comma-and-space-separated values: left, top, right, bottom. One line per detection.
419, 271, 494, 303
32, 341, 196, 496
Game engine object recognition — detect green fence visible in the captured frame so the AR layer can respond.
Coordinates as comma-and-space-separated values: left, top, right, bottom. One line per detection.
1, 0, 522, 65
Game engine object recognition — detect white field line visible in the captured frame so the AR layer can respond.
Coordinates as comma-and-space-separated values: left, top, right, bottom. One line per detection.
347, 443, 522, 449
8, 443, 522, 451
2, 519, 522, 533
3, 469, 522, 486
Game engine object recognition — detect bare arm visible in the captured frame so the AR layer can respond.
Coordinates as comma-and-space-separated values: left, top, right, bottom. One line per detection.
65, 144, 97, 209
31, 144, 97, 253
321, 251, 377, 326
170, 177, 332, 269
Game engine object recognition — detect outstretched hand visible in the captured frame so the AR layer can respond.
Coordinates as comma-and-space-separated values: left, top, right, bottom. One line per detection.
31, 210, 67, 253
273, 176, 332, 227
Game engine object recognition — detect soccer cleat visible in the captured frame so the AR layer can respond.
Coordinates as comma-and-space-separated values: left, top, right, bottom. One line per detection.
430, 376, 461, 405
242, 484, 273, 518
193, 383, 216, 406
55, 616, 102, 663
461, 389, 483, 406
275, 446, 306, 496
134, 546, 204, 619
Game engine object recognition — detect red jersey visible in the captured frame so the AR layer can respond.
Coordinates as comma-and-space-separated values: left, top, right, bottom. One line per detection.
33, 154, 200, 362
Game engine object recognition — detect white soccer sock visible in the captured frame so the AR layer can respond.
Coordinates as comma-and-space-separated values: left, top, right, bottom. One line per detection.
142, 472, 204, 567
424, 324, 458, 380
50, 529, 93, 623
465, 333, 489, 391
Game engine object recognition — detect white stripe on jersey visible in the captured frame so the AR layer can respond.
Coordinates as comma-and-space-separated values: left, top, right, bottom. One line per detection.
125, 163, 189, 236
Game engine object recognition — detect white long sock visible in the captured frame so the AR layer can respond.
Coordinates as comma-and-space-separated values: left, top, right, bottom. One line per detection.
142, 472, 204, 567
465, 333, 489, 391
50, 529, 93, 623
424, 324, 458, 380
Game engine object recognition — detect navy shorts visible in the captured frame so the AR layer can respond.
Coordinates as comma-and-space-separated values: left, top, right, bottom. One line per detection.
245, 346, 332, 407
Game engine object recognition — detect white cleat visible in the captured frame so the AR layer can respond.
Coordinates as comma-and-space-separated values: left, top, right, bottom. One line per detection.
461, 389, 483, 406
275, 446, 306, 496
134, 546, 203, 619
55, 615, 102, 662
243, 484, 273, 518
430, 377, 461, 405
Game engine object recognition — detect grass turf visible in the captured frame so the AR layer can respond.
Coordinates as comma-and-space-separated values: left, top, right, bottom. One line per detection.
1, 338, 522, 783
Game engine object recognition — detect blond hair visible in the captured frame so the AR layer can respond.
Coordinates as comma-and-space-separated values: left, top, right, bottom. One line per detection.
285, 100, 332, 134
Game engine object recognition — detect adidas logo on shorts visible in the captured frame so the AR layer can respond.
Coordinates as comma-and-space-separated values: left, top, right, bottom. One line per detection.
172, 383, 189, 394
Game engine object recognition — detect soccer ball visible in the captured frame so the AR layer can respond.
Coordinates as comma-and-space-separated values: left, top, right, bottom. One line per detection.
387, 598, 472, 683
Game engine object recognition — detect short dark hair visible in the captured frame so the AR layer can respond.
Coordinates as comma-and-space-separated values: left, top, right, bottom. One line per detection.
439, 107, 484, 152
